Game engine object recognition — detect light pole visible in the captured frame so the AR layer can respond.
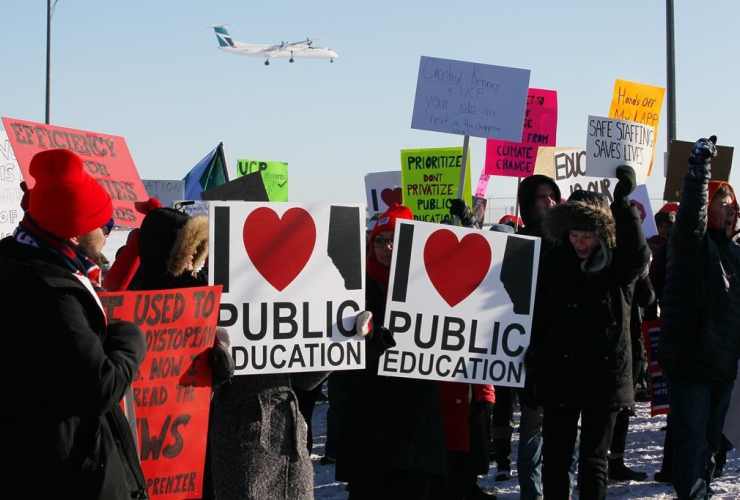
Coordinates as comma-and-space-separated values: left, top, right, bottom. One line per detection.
45, 0, 58, 124
666, 0, 676, 150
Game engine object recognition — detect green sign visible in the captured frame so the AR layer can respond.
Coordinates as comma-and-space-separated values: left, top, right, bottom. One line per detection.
401, 147, 471, 223
236, 159, 289, 201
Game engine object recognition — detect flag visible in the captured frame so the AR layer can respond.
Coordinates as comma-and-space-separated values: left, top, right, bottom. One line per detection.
183, 142, 230, 199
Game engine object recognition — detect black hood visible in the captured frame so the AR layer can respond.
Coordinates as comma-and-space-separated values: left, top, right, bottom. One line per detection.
518, 175, 561, 229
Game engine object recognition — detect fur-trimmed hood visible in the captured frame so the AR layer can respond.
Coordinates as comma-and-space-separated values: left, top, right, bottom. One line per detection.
543, 200, 616, 248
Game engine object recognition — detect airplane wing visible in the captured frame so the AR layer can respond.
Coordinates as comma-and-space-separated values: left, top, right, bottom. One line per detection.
267, 37, 322, 51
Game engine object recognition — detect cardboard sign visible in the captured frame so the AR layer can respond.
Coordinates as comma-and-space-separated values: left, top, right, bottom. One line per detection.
411, 56, 531, 141
0, 131, 24, 238
1, 117, 148, 228
663, 140, 734, 202
209, 202, 366, 374
99, 286, 222, 500
236, 159, 288, 202
144, 180, 185, 209
533, 146, 581, 178
609, 79, 665, 175
485, 89, 558, 178
642, 320, 669, 416
553, 149, 617, 203
724, 360, 740, 447
586, 115, 655, 184
401, 147, 472, 223
365, 171, 403, 218
378, 220, 540, 387
200, 171, 269, 202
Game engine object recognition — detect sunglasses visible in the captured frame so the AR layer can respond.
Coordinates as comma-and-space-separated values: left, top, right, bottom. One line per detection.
101, 218, 115, 236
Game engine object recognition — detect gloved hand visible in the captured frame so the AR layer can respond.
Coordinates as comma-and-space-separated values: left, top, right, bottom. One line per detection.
689, 136, 717, 178
613, 165, 637, 202
355, 311, 373, 336
105, 320, 147, 367
448, 198, 474, 227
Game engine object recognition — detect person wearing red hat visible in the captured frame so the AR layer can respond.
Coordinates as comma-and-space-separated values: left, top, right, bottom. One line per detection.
337, 203, 448, 500
0, 149, 148, 499
659, 137, 740, 499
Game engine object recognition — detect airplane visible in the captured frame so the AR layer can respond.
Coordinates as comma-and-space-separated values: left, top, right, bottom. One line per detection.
211, 25, 338, 66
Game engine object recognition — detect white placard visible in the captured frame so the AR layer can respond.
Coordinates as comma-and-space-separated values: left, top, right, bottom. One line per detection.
209, 202, 366, 374
585, 115, 655, 184
143, 179, 185, 208
411, 56, 531, 141
0, 131, 24, 238
365, 171, 402, 218
630, 185, 658, 239
378, 220, 540, 387
172, 200, 209, 218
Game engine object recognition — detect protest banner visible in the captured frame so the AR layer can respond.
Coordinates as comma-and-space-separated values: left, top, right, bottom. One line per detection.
585, 115, 655, 184
663, 140, 734, 202
553, 148, 617, 202
236, 159, 288, 201
144, 179, 185, 209
1, 117, 148, 228
485, 88, 558, 178
364, 171, 403, 218
410, 56, 530, 141
200, 171, 269, 202
0, 131, 24, 238
209, 202, 365, 374
642, 320, 669, 416
609, 79, 665, 175
401, 147, 472, 223
378, 220, 540, 387
99, 285, 222, 499
725, 360, 740, 446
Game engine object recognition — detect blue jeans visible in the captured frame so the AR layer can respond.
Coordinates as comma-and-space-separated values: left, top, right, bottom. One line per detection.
664, 367, 735, 499
517, 403, 578, 500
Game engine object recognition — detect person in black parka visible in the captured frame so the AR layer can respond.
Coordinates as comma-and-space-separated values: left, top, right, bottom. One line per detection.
528, 166, 650, 500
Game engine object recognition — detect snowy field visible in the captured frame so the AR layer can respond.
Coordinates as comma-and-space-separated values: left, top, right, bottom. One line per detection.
310, 395, 740, 500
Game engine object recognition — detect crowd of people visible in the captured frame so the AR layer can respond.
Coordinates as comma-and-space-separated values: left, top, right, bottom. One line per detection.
0, 137, 737, 500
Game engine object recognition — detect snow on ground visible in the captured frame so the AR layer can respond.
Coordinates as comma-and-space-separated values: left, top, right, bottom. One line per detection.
310, 393, 740, 499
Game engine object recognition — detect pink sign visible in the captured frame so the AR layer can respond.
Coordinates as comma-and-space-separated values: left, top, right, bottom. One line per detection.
474, 170, 490, 198
484, 89, 558, 178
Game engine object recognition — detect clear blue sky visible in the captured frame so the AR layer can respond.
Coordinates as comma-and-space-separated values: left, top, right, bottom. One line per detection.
2, 1, 738, 211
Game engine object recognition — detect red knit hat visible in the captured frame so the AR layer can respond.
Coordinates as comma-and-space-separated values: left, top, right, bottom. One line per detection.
369, 203, 413, 243
707, 180, 738, 231
28, 149, 113, 238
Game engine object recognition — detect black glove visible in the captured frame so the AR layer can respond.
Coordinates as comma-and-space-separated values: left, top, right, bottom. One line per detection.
448, 198, 474, 227
105, 320, 147, 367
613, 165, 637, 202
689, 136, 717, 178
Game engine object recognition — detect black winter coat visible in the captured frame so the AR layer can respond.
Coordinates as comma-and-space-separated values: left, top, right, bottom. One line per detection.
336, 276, 448, 483
530, 200, 650, 411
0, 237, 148, 499
659, 173, 740, 383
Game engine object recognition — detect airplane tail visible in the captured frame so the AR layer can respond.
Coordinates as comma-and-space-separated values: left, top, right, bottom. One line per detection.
212, 25, 235, 47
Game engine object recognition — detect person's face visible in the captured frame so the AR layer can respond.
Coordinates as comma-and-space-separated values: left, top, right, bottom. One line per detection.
373, 230, 394, 268
709, 195, 736, 239
73, 227, 107, 266
657, 221, 672, 238
569, 230, 599, 260
534, 184, 558, 216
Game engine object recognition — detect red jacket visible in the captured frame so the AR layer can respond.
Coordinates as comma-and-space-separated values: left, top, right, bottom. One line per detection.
438, 382, 495, 452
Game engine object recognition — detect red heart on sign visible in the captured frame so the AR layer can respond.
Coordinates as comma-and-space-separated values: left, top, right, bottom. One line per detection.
243, 207, 316, 291
424, 229, 491, 307
381, 187, 403, 207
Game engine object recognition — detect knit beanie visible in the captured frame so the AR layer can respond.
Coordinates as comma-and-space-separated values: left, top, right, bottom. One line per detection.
27, 149, 113, 238
369, 203, 414, 243
707, 181, 738, 231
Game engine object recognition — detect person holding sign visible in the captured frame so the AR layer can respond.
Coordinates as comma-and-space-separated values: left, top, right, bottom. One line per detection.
0, 149, 148, 499
658, 137, 740, 500
337, 203, 447, 500
528, 165, 650, 500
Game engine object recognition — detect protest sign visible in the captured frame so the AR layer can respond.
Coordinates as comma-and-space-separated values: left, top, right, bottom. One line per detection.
173, 201, 209, 218
630, 184, 658, 239
144, 179, 185, 209
236, 159, 288, 201
200, 171, 269, 202
99, 286, 222, 499
209, 202, 365, 374
1, 117, 148, 228
378, 220, 540, 387
365, 171, 403, 218
485, 89, 558, 178
533, 146, 579, 178
472, 196, 487, 227
585, 116, 655, 184
642, 320, 669, 416
410, 56, 531, 141
401, 147, 472, 223
609, 79, 665, 175
553, 148, 617, 202
474, 170, 490, 198
663, 140, 734, 202
0, 131, 24, 238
